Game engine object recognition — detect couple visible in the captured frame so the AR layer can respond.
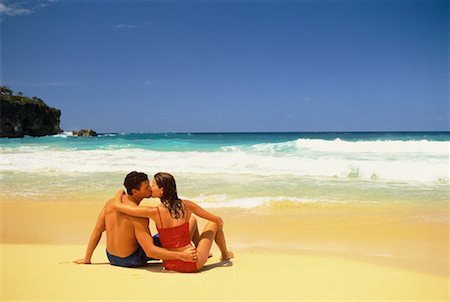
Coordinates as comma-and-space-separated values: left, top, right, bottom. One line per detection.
74, 171, 233, 272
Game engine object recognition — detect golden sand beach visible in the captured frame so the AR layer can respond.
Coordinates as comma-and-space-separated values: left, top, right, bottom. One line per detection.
1, 198, 448, 301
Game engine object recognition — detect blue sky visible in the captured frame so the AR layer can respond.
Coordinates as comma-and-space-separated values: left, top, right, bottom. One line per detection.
1, 0, 448, 132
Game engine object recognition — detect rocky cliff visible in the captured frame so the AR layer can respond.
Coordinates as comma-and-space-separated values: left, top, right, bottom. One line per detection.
0, 87, 62, 138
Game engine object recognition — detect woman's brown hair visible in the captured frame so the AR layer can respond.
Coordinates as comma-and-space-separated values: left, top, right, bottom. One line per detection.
154, 172, 184, 219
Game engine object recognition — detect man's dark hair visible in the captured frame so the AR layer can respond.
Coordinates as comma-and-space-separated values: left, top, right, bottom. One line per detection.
124, 171, 148, 195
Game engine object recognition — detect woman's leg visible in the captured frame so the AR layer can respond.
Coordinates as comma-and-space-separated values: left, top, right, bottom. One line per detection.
189, 215, 213, 258
195, 222, 233, 270
188, 215, 200, 246
214, 226, 234, 261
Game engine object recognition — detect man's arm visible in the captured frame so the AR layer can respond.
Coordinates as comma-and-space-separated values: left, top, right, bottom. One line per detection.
73, 206, 106, 264
132, 217, 197, 262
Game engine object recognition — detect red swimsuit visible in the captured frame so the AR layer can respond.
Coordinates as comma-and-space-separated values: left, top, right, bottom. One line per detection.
156, 200, 197, 273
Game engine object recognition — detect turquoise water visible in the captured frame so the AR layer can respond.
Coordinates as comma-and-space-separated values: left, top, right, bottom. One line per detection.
1, 132, 448, 208
1, 131, 449, 151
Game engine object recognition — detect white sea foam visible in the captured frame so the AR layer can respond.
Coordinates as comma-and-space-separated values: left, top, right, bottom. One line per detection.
0, 139, 448, 183
296, 138, 449, 154
222, 138, 449, 155
53, 132, 74, 138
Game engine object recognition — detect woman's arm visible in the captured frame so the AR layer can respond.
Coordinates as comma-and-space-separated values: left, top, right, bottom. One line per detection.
113, 190, 157, 219
188, 201, 223, 227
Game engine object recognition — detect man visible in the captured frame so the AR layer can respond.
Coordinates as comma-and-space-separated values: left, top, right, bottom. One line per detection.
74, 171, 197, 267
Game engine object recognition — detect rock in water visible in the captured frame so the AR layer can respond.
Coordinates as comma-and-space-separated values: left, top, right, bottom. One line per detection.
0, 90, 62, 138
72, 129, 98, 137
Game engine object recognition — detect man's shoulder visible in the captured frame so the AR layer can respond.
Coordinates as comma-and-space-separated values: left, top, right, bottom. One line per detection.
103, 197, 150, 225
103, 198, 116, 212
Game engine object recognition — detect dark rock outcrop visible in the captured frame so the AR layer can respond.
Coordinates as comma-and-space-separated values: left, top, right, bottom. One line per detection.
0, 89, 62, 138
73, 129, 98, 137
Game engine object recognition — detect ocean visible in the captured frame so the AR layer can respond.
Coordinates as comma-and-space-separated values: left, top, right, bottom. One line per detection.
1, 132, 449, 208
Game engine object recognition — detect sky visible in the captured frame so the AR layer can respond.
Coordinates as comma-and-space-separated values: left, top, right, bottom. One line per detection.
1, 0, 448, 133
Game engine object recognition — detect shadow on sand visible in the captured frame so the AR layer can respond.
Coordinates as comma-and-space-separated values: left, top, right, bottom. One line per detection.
137, 259, 233, 273
66, 259, 233, 273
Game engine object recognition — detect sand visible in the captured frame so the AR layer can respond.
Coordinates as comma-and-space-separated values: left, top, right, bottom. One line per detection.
1, 244, 448, 301
1, 199, 449, 301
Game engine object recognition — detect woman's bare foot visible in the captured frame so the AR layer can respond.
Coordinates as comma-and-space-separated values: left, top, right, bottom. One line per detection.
220, 251, 234, 261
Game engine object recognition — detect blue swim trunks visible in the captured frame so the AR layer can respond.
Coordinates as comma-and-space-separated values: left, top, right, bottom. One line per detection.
106, 234, 162, 267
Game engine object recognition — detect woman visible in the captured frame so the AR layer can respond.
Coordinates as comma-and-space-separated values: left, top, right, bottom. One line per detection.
114, 172, 234, 272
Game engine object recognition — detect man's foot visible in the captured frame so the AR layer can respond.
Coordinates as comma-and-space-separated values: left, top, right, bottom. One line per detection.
220, 251, 234, 261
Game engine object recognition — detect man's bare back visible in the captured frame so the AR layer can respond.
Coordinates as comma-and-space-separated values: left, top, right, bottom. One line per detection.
104, 196, 152, 257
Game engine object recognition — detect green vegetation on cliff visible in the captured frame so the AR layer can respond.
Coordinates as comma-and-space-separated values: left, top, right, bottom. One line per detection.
1, 86, 47, 107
